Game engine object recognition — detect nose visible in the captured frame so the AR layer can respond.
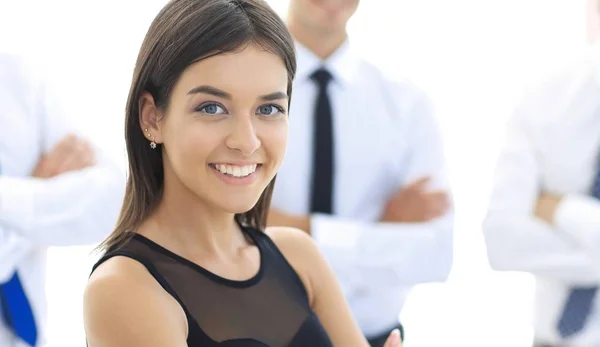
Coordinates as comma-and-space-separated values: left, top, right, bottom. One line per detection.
225, 116, 261, 156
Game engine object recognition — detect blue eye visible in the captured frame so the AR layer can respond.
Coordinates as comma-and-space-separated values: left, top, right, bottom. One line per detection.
199, 103, 226, 115
257, 104, 285, 116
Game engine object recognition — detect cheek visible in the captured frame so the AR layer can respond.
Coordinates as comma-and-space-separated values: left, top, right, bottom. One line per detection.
260, 121, 288, 166
344, 3, 357, 18
165, 122, 216, 172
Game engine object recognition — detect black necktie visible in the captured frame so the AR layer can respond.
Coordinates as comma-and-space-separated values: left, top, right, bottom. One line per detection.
310, 68, 334, 214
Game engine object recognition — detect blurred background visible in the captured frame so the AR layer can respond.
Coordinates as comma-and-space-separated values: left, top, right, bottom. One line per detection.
0, 0, 591, 346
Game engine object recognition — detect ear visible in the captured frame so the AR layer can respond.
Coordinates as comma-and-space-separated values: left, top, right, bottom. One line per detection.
138, 92, 164, 144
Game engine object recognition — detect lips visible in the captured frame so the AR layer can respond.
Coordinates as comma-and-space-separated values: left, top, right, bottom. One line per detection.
210, 164, 258, 178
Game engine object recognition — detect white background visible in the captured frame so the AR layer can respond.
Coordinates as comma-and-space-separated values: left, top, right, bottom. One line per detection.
0, 0, 591, 346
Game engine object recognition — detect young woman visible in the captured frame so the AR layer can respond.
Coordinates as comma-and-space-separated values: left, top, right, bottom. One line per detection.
83, 0, 401, 346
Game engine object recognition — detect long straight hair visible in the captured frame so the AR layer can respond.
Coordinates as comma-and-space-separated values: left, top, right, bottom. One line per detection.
97, 0, 296, 253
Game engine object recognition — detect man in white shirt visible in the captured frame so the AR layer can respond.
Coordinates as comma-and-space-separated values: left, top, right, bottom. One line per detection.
267, 1, 454, 345
0, 53, 125, 347
482, 37, 600, 347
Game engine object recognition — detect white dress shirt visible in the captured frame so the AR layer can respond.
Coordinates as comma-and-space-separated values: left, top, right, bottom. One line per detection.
483, 44, 600, 346
0, 53, 125, 347
271, 41, 454, 337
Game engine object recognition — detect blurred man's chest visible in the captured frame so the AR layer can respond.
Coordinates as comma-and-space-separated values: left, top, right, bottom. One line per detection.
536, 96, 600, 196
0, 88, 42, 177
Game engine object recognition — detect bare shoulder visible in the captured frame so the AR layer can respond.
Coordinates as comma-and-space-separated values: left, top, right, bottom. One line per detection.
85, 256, 160, 306
264, 228, 368, 346
265, 226, 321, 263
265, 226, 324, 304
266, 226, 315, 247
84, 256, 187, 347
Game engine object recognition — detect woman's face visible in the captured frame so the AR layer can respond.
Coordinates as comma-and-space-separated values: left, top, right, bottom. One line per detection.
142, 44, 289, 214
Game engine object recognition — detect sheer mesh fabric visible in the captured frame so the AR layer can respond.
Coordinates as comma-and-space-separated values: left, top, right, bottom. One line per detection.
91, 226, 333, 347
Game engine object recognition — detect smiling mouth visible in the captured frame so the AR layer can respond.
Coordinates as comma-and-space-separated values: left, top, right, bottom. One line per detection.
208, 163, 262, 178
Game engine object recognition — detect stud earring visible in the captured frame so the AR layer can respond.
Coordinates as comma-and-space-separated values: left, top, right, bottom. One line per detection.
144, 128, 157, 149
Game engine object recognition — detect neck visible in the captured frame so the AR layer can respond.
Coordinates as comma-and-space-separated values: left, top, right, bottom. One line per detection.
142, 171, 245, 258
287, 19, 347, 60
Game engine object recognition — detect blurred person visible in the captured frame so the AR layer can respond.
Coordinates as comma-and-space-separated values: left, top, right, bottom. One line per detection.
483, 2, 600, 345
0, 52, 125, 347
267, 0, 455, 345
588, 0, 600, 43
82, 0, 402, 346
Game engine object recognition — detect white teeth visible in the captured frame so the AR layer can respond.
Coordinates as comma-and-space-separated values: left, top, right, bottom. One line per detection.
214, 164, 257, 178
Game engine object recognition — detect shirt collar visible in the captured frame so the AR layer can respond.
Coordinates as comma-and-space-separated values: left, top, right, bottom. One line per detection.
294, 39, 360, 86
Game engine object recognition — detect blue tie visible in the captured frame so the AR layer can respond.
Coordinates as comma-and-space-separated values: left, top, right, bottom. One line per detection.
557, 287, 597, 338
0, 163, 38, 346
556, 159, 600, 338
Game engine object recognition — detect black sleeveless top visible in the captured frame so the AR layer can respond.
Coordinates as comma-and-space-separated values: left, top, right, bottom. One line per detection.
90, 226, 333, 347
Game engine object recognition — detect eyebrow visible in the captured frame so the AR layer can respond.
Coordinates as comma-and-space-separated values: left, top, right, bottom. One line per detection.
187, 85, 288, 101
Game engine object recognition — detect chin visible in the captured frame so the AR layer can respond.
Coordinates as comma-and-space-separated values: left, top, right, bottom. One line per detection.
216, 194, 264, 215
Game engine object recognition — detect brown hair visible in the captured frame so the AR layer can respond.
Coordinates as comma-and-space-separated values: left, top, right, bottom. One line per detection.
97, 0, 296, 252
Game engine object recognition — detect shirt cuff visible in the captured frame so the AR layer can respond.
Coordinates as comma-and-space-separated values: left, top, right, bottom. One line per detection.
311, 213, 360, 250
0, 176, 36, 231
